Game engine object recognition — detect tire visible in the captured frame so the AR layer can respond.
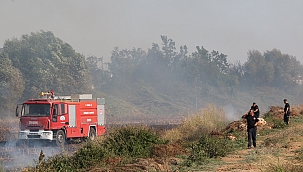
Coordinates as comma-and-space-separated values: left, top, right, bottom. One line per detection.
88, 128, 96, 141
56, 130, 66, 147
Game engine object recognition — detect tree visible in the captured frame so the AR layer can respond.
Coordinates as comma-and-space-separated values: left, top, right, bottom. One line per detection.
86, 56, 104, 90
108, 47, 146, 88
0, 52, 24, 116
161, 35, 177, 68
243, 50, 274, 87
242, 49, 303, 89
3, 30, 91, 98
264, 49, 301, 88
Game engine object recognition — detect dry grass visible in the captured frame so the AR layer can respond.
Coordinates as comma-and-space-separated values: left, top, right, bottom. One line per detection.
216, 104, 303, 172
162, 104, 228, 142
0, 118, 19, 141
3, 104, 303, 171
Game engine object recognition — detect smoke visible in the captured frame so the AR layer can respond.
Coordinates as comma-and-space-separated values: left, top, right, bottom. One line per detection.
1, 140, 71, 171
224, 104, 242, 122
1, 141, 54, 170
0, 117, 73, 171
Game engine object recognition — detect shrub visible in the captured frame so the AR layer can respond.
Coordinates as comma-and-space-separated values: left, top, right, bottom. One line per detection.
264, 112, 287, 129
185, 135, 234, 166
272, 119, 287, 129
71, 142, 108, 169
35, 152, 73, 172
102, 125, 163, 158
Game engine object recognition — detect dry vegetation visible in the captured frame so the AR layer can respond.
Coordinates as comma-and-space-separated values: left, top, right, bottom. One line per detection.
163, 104, 227, 142
0, 118, 19, 142
1, 104, 303, 171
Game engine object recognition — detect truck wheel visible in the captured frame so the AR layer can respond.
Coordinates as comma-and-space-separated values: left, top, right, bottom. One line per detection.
56, 130, 66, 147
88, 128, 96, 141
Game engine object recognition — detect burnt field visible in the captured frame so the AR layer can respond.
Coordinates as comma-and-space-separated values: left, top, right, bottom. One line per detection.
0, 136, 85, 170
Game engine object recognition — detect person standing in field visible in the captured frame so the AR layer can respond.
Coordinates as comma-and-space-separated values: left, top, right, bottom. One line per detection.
243, 109, 259, 149
251, 102, 260, 118
283, 99, 290, 125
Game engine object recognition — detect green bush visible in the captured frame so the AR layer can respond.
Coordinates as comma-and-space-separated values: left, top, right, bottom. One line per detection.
264, 112, 287, 129
35, 152, 73, 172
71, 142, 108, 169
185, 135, 234, 166
103, 125, 163, 158
35, 142, 109, 171
272, 119, 287, 129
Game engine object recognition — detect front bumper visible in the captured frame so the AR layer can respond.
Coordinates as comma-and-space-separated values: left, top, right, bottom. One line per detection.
18, 130, 53, 140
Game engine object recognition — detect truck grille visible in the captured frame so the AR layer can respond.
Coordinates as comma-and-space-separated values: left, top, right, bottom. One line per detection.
28, 135, 40, 139
27, 126, 42, 130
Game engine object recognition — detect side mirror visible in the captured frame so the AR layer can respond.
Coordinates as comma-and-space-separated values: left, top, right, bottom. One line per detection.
15, 106, 18, 117
16, 104, 23, 117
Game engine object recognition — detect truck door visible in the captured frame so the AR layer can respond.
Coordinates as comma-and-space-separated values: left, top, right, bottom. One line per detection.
58, 103, 68, 124
53, 103, 68, 123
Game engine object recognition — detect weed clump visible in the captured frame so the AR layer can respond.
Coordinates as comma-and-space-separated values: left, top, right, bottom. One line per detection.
295, 148, 303, 161
185, 134, 234, 166
264, 112, 287, 129
103, 125, 163, 158
267, 163, 303, 172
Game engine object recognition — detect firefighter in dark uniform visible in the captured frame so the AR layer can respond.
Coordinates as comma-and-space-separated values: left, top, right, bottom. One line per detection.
243, 109, 260, 149
283, 99, 290, 125
251, 102, 260, 118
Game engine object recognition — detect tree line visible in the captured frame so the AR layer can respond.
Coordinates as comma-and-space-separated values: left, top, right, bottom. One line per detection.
0, 31, 302, 116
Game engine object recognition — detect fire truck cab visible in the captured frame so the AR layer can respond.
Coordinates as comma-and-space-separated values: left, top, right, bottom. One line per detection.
16, 91, 106, 146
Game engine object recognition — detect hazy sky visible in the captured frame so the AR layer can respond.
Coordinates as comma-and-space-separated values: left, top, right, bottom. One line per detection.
0, 0, 302, 63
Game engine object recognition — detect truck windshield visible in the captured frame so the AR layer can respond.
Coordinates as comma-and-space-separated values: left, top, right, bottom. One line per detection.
23, 104, 50, 117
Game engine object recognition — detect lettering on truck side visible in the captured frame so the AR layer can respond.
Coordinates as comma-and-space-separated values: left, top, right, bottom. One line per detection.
83, 112, 94, 114
29, 121, 38, 125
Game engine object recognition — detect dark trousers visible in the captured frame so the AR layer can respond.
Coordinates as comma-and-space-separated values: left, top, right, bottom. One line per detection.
284, 112, 290, 125
247, 127, 257, 148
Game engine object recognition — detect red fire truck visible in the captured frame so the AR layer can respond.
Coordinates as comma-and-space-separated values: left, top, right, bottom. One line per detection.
16, 90, 106, 146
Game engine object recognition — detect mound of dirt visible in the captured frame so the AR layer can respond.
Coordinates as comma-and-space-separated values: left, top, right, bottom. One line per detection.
223, 117, 269, 134
268, 106, 285, 119
267, 105, 301, 119
223, 120, 247, 133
